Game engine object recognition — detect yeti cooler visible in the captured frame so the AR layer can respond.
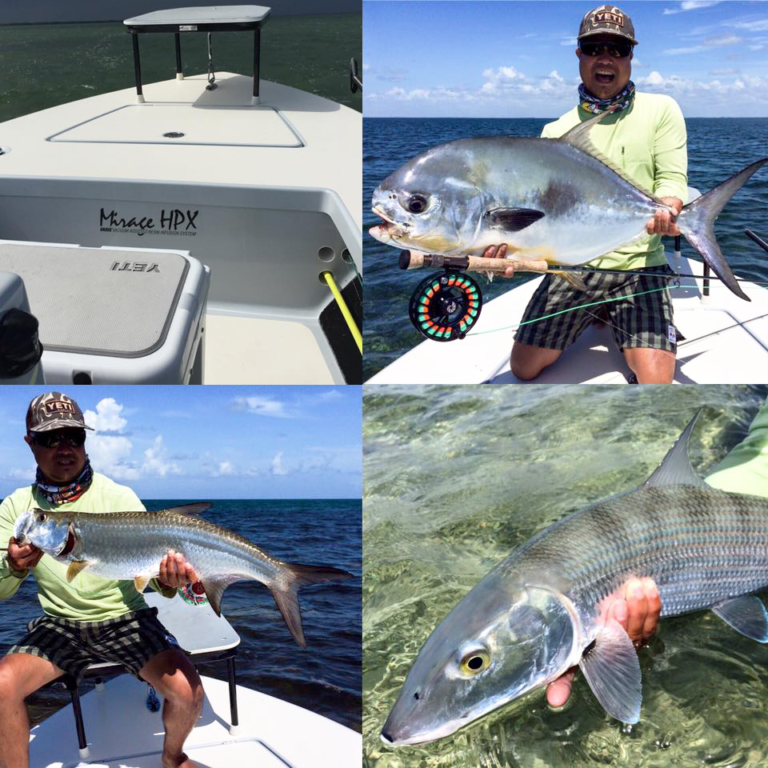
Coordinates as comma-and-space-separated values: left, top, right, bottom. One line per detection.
0, 240, 209, 384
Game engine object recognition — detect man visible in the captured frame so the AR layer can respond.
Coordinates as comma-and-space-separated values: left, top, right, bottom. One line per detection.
548, 401, 768, 708
492, 4, 687, 384
0, 392, 203, 768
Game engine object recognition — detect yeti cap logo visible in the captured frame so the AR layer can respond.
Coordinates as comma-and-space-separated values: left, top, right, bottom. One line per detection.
45, 401, 75, 415
592, 9, 624, 27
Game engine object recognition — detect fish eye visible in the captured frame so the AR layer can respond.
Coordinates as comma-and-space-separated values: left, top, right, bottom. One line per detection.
459, 649, 491, 676
406, 195, 429, 214
36, 512, 47, 523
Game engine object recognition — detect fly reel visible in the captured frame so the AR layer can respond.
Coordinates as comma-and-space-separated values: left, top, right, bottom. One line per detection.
408, 269, 482, 342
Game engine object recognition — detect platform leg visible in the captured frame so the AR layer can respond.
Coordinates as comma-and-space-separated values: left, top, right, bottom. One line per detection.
132, 33, 145, 103
227, 657, 240, 735
175, 33, 184, 80
64, 676, 90, 757
252, 28, 261, 104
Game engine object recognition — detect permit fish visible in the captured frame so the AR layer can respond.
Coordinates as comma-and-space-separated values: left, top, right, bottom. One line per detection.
14, 502, 352, 647
370, 110, 768, 301
382, 410, 768, 745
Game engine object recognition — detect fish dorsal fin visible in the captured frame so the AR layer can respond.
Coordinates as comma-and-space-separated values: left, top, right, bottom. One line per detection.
484, 207, 545, 232
645, 409, 707, 489
579, 617, 642, 724
712, 596, 768, 643
161, 503, 212, 517
558, 108, 660, 202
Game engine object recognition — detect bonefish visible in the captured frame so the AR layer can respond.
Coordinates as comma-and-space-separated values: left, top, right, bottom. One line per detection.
14, 503, 352, 647
370, 110, 767, 301
383, 410, 768, 745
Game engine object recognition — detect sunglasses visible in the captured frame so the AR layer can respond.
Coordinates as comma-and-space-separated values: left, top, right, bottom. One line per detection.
32, 430, 87, 449
580, 41, 633, 59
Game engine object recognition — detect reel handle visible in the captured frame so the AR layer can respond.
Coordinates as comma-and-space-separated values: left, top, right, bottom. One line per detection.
400, 251, 549, 275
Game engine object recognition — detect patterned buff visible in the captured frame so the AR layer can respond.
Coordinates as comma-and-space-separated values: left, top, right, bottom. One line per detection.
579, 80, 636, 115
35, 457, 94, 506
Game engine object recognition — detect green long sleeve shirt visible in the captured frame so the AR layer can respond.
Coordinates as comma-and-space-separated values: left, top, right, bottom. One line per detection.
541, 92, 689, 271
0, 473, 175, 621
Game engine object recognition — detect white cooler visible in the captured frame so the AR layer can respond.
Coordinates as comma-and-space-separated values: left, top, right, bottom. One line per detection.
0, 240, 209, 384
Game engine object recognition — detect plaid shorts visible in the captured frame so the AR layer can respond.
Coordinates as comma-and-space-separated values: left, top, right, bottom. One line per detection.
514, 265, 678, 353
6, 607, 179, 683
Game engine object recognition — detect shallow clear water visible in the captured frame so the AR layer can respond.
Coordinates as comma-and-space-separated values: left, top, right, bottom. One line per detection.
364, 385, 768, 767
0, 499, 361, 731
0, 15, 362, 123
363, 117, 768, 380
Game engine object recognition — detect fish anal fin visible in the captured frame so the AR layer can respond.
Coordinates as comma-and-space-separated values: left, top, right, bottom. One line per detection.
485, 207, 545, 232
644, 409, 707, 489
712, 596, 768, 642
559, 109, 658, 201
579, 617, 642, 724
66, 560, 91, 583
134, 575, 151, 593
200, 575, 240, 618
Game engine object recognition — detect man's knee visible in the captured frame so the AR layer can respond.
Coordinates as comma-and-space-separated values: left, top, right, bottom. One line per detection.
624, 347, 675, 384
511, 342, 562, 381
144, 650, 203, 711
0, 659, 22, 704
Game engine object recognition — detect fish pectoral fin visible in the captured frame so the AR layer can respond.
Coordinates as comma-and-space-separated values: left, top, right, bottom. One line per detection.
712, 596, 768, 643
66, 560, 91, 583
134, 575, 152, 593
578, 617, 642, 724
484, 207, 545, 232
549, 270, 588, 292
200, 575, 240, 618
644, 408, 708, 489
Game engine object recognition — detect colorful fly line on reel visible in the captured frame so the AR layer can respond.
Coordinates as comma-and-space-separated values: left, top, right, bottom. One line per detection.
408, 270, 482, 341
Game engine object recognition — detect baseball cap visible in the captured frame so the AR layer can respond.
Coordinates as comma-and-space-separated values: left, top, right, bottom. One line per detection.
578, 5, 638, 45
26, 392, 93, 433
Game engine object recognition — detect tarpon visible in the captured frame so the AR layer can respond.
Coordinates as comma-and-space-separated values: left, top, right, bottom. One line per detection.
370, 110, 768, 301
14, 503, 352, 647
382, 410, 768, 745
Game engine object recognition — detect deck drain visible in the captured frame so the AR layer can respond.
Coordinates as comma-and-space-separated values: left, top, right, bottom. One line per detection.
0, 147, 10, 156
163, 132, 185, 139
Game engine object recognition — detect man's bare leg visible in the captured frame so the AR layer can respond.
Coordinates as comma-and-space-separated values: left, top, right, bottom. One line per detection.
139, 649, 203, 768
624, 347, 676, 384
0, 653, 65, 768
511, 341, 563, 381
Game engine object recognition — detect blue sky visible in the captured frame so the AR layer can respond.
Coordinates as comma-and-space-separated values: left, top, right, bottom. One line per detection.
365, 0, 768, 117
0, 386, 361, 500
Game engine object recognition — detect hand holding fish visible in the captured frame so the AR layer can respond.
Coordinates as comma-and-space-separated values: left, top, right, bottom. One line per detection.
5, 536, 44, 573
646, 197, 683, 237
158, 550, 199, 589
482, 244, 515, 277
546, 577, 662, 708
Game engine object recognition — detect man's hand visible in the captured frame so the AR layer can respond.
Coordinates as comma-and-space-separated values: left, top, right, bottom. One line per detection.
6, 537, 44, 573
482, 244, 516, 277
158, 551, 199, 590
546, 577, 661, 709
646, 198, 683, 237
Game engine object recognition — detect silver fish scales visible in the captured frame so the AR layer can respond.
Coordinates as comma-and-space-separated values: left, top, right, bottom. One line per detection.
382, 411, 768, 746
14, 503, 352, 647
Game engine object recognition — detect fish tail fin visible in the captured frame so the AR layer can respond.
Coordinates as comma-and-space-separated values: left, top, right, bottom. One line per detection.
677, 158, 768, 302
270, 563, 353, 648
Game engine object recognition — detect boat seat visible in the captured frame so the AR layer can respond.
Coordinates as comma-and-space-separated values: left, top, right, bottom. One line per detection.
47, 591, 242, 759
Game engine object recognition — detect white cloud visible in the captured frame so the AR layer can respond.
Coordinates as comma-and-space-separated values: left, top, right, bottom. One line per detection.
232, 396, 292, 418
270, 452, 289, 476
141, 436, 180, 477
84, 398, 128, 432
9, 467, 34, 482
664, 1, 722, 15
88, 434, 139, 480
216, 461, 235, 476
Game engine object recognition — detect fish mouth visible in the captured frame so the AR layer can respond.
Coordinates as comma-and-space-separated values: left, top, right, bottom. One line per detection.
372, 205, 403, 228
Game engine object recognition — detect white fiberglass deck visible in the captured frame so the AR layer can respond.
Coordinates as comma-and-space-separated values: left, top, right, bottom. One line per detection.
29, 674, 361, 768
369, 256, 768, 385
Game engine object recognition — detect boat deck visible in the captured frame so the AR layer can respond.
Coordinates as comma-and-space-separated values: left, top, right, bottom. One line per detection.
369, 256, 768, 384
